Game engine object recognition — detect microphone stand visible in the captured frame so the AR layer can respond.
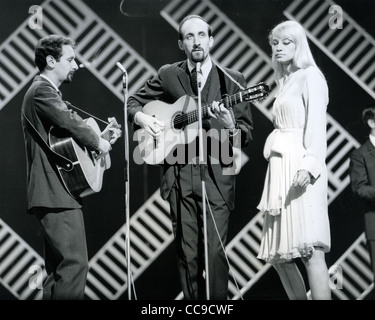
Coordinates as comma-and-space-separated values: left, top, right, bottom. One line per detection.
116, 62, 133, 300
195, 62, 210, 300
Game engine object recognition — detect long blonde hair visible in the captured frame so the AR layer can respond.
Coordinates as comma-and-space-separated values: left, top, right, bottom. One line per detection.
269, 20, 323, 85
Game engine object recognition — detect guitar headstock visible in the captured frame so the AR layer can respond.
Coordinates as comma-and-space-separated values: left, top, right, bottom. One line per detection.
242, 82, 270, 102
108, 117, 121, 129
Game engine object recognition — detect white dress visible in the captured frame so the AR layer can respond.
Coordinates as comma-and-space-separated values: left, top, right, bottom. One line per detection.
257, 66, 331, 264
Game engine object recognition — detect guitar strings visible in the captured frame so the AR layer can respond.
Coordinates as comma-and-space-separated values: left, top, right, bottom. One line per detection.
172, 89, 266, 127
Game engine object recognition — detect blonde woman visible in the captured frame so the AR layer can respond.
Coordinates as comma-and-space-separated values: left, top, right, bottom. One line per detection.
257, 20, 331, 300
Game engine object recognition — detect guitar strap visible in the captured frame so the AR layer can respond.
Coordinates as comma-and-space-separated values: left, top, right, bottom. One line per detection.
216, 65, 228, 96
22, 112, 74, 171
216, 65, 236, 126
216, 63, 245, 91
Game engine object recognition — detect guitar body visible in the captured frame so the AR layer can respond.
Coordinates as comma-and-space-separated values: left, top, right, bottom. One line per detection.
134, 95, 199, 165
49, 117, 111, 199
134, 82, 270, 165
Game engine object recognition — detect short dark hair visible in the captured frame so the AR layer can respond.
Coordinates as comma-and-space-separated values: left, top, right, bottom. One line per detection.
362, 105, 375, 130
34, 34, 76, 72
178, 15, 212, 40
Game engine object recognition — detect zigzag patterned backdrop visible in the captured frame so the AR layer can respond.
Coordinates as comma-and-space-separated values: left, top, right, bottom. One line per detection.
0, 0, 375, 300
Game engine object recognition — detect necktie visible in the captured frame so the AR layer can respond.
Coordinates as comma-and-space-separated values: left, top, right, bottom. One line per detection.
190, 68, 198, 96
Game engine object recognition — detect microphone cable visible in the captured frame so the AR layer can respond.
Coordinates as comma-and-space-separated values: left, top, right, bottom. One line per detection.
204, 192, 244, 300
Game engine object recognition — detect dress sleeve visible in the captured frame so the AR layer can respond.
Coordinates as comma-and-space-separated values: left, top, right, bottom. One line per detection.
298, 67, 329, 179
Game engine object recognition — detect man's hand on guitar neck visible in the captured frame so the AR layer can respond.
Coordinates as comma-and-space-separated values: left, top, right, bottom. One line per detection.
106, 117, 122, 144
135, 111, 165, 137
96, 117, 122, 158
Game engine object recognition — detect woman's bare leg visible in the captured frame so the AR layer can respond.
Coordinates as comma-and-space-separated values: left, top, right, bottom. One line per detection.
273, 262, 308, 300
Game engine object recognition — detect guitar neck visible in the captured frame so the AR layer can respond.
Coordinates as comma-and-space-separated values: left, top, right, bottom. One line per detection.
218, 92, 245, 109
185, 92, 242, 125
101, 130, 112, 142
176, 83, 268, 127
101, 121, 119, 142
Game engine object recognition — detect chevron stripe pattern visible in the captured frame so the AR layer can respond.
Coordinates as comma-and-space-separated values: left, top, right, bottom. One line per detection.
0, 218, 45, 300
161, 0, 370, 300
284, 0, 374, 300
0, 0, 373, 300
85, 190, 172, 300
284, 0, 375, 99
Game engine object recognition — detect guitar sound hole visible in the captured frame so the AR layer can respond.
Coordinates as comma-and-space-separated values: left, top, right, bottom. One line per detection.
173, 113, 186, 130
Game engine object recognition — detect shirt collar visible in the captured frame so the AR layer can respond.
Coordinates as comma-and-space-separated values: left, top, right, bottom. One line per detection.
187, 58, 212, 77
39, 74, 61, 95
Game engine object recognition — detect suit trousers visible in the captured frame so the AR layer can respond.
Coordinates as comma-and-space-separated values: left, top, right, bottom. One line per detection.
364, 212, 375, 280
34, 207, 89, 300
168, 164, 230, 300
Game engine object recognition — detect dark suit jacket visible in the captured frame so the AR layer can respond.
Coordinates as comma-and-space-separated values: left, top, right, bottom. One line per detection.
127, 60, 253, 210
350, 139, 375, 211
21, 75, 101, 212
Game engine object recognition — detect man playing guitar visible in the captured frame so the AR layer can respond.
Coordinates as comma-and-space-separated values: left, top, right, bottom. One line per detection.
21, 34, 121, 300
127, 15, 255, 300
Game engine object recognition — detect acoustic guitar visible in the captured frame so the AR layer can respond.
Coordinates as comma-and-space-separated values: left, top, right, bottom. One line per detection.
134, 82, 269, 165
49, 117, 120, 199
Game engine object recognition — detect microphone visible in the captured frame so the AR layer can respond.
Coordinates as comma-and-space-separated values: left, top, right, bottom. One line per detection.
79, 62, 91, 69
116, 62, 126, 74
116, 62, 127, 90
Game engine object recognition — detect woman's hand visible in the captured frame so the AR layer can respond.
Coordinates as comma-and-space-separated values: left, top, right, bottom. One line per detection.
292, 170, 312, 188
